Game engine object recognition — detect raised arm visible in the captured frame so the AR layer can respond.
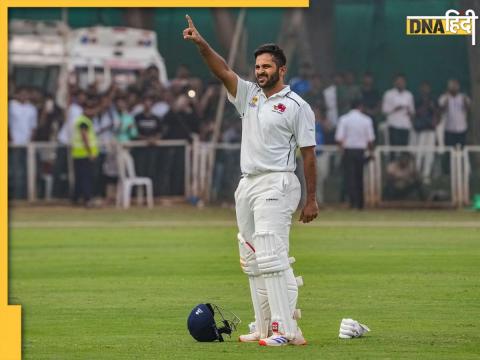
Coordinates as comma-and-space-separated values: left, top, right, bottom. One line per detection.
183, 15, 238, 97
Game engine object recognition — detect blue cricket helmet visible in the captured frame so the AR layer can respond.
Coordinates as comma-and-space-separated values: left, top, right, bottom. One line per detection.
187, 303, 240, 342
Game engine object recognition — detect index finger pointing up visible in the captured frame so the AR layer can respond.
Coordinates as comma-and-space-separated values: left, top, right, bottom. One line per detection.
186, 14, 195, 28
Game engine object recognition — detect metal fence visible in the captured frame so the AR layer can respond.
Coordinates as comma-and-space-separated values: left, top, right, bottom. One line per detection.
8, 140, 476, 208
192, 143, 471, 208
8, 140, 191, 202
372, 146, 460, 207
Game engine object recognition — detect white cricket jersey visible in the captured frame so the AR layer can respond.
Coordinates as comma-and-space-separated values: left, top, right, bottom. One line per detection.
227, 77, 316, 176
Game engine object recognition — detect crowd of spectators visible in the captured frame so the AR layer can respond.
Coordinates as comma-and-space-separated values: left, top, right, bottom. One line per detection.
292, 70, 472, 202
8, 63, 473, 204
8, 64, 241, 203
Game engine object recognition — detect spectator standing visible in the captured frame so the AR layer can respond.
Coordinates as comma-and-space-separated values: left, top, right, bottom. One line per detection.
289, 63, 313, 96
152, 89, 171, 120
53, 89, 87, 198
115, 96, 138, 143
35, 94, 63, 142
414, 81, 438, 184
339, 71, 361, 117
58, 89, 86, 146
438, 78, 471, 174
137, 64, 162, 93
198, 81, 220, 121
335, 99, 375, 210
97, 95, 138, 206
8, 87, 38, 199
134, 95, 164, 183
361, 72, 381, 140
92, 91, 120, 199
382, 74, 415, 147
303, 73, 325, 109
438, 78, 471, 148
214, 119, 241, 205
170, 64, 203, 100
33, 93, 64, 199
323, 73, 344, 144
198, 82, 223, 132
162, 95, 199, 195
127, 87, 143, 116
71, 98, 99, 207
163, 95, 198, 141
313, 102, 330, 205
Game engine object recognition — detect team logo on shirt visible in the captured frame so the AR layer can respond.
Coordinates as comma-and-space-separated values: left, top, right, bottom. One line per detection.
272, 103, 286, 114
249, 96, 259, 108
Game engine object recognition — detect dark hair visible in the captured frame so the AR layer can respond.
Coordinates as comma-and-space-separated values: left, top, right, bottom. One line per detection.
143, 94, 156, 102
16, 86, 30, 93
351, 98, 364, 109
115, 95, 127, 102
84, 97, 99, 109
146, 64, 159, 72
394, 73, 406, 80
253, 43, 287, 67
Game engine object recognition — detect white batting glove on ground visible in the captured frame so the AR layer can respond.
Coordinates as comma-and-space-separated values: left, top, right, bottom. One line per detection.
339, 318, 370, 339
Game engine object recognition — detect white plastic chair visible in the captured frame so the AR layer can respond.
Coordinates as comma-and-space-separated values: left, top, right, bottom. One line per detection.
116, 148, 154, 209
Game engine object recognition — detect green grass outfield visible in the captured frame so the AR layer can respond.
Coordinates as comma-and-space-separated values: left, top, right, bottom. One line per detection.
9, 206, 480, 359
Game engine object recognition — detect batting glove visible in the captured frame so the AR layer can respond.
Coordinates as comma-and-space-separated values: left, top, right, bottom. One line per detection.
339, 318, 370, 339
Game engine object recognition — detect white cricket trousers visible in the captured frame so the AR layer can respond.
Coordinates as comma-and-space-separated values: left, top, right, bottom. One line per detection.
235, 172, 302, 337
235, 172, 301, 248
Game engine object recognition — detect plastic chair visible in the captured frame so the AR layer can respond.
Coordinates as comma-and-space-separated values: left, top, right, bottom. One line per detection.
116, 148, 154, 209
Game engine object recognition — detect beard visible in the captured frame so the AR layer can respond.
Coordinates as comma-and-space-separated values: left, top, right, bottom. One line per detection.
256, 69, 280, 89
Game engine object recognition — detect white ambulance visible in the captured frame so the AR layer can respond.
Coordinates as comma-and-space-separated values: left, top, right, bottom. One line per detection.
68, 26, 168, 91
8, 20, 70, 105
9, 20, 168, 105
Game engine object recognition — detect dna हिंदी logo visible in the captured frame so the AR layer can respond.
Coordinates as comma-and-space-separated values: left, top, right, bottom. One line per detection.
406, 9, 478, 45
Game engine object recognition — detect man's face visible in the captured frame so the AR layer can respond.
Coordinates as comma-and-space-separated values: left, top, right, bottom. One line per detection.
128, 93, 138, 108
116, 98, 127, 112
176, 65, 190, 79
255, 53, 284, 90
77, 92, 87, 106
420, 83, 431, 96
147, 67, 159, 79
143, 98, 154, 112
101, 96, 110, 109
17, 89, 29, 103
394, 77, 406, 91
311, 75, 322, 90
84, 105, 97, 118
172, 95, 190, 113
363, 75, 373, 88
447, 79, 460, 94
345, 72, 355, 85
333, 74, 344, 86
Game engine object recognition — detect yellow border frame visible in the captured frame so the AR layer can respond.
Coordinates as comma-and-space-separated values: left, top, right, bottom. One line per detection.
2, 2, 308, 359
1, 4, 22, 359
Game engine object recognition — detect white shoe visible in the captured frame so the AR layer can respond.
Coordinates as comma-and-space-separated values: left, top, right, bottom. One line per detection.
239, 332, 261, 343
239, 322, 268, 343
258, 328, 307, 347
